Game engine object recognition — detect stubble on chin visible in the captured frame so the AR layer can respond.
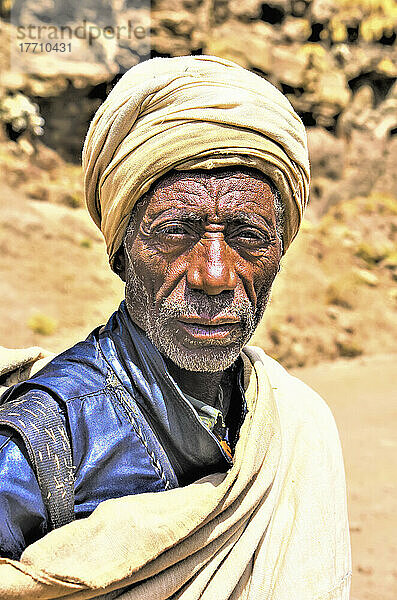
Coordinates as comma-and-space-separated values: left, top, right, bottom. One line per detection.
125, 259, 271, 372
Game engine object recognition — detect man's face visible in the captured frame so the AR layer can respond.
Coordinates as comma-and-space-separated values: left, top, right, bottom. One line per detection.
123, 169, 282, 372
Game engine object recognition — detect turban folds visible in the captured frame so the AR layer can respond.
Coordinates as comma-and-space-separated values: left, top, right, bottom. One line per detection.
83, 55, 310, 268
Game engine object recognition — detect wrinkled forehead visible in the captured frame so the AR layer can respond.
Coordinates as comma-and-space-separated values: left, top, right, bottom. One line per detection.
135, 167, 277, 218
152, 167, 276, 195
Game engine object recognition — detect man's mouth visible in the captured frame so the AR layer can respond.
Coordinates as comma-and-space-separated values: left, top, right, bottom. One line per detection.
177, 316, 241, 341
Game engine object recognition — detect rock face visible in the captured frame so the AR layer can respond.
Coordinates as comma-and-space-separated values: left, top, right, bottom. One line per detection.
0, 0, 397, 212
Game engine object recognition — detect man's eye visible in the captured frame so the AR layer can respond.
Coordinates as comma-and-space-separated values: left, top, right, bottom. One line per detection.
229, 228, 270, 245
157, 224, 193, 236
239, 230, 261, 239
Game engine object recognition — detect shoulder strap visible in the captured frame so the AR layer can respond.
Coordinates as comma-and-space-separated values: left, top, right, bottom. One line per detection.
0, 391, 75, 530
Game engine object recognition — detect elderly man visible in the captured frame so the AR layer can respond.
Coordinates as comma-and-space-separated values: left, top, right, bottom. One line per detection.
0, 56, 351, 599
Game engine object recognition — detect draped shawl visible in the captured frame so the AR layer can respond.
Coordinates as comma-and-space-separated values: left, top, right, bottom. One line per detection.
0, 347, 351, 600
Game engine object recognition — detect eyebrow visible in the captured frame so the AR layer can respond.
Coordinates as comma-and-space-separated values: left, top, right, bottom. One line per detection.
151, 209, 273, 229
223, 211, 273, 229
172, 211, 203, 221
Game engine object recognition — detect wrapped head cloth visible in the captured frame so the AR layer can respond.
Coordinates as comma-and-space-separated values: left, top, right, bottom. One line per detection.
83, 55, 310, 269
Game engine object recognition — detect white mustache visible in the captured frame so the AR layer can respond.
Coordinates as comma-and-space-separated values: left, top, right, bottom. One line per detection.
159, 295, 255, 327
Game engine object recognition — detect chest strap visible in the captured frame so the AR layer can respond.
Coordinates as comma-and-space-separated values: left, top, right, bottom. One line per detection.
0, 392, 75, 530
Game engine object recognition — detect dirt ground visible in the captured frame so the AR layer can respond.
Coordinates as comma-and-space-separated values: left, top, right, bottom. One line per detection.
293, 355, 397, 600
0, 184, 124, 351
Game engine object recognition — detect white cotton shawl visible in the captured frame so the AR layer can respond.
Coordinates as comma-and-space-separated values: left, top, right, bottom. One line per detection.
0, 347, 351, 600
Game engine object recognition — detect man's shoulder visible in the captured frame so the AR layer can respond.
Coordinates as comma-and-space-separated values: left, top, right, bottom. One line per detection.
244, 345, 344, 475
243, 345, 338, 432
3, 327, 110, 405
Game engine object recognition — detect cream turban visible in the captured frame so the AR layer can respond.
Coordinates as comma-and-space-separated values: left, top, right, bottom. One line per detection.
83, 55, 310, 268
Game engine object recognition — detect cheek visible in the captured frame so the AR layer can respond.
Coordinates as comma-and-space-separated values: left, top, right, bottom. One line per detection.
155, 257, 192, 303
129, 240, 188, 301
237, 251, 280, 305
258, 254, 280, 285
126, 241, 162, 293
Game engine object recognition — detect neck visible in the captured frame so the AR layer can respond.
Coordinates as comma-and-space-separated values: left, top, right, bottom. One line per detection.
164, 357, 230, 407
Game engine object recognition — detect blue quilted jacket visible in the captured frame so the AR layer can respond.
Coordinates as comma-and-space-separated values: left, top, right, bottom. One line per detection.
0, 302, 245, 559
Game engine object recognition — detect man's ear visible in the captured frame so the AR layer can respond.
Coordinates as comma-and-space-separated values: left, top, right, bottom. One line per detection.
114, 247, 126, 282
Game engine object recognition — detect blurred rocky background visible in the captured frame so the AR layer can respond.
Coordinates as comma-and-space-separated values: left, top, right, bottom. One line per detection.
0, 4, 396, 597
0, 0, 395, 366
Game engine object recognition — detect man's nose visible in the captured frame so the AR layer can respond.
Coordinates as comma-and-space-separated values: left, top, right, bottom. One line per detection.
186, 237, 237, 295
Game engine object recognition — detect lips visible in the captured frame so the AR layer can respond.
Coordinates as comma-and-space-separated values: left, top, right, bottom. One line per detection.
179, 315, 240, 326
177, 316, 240, 340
